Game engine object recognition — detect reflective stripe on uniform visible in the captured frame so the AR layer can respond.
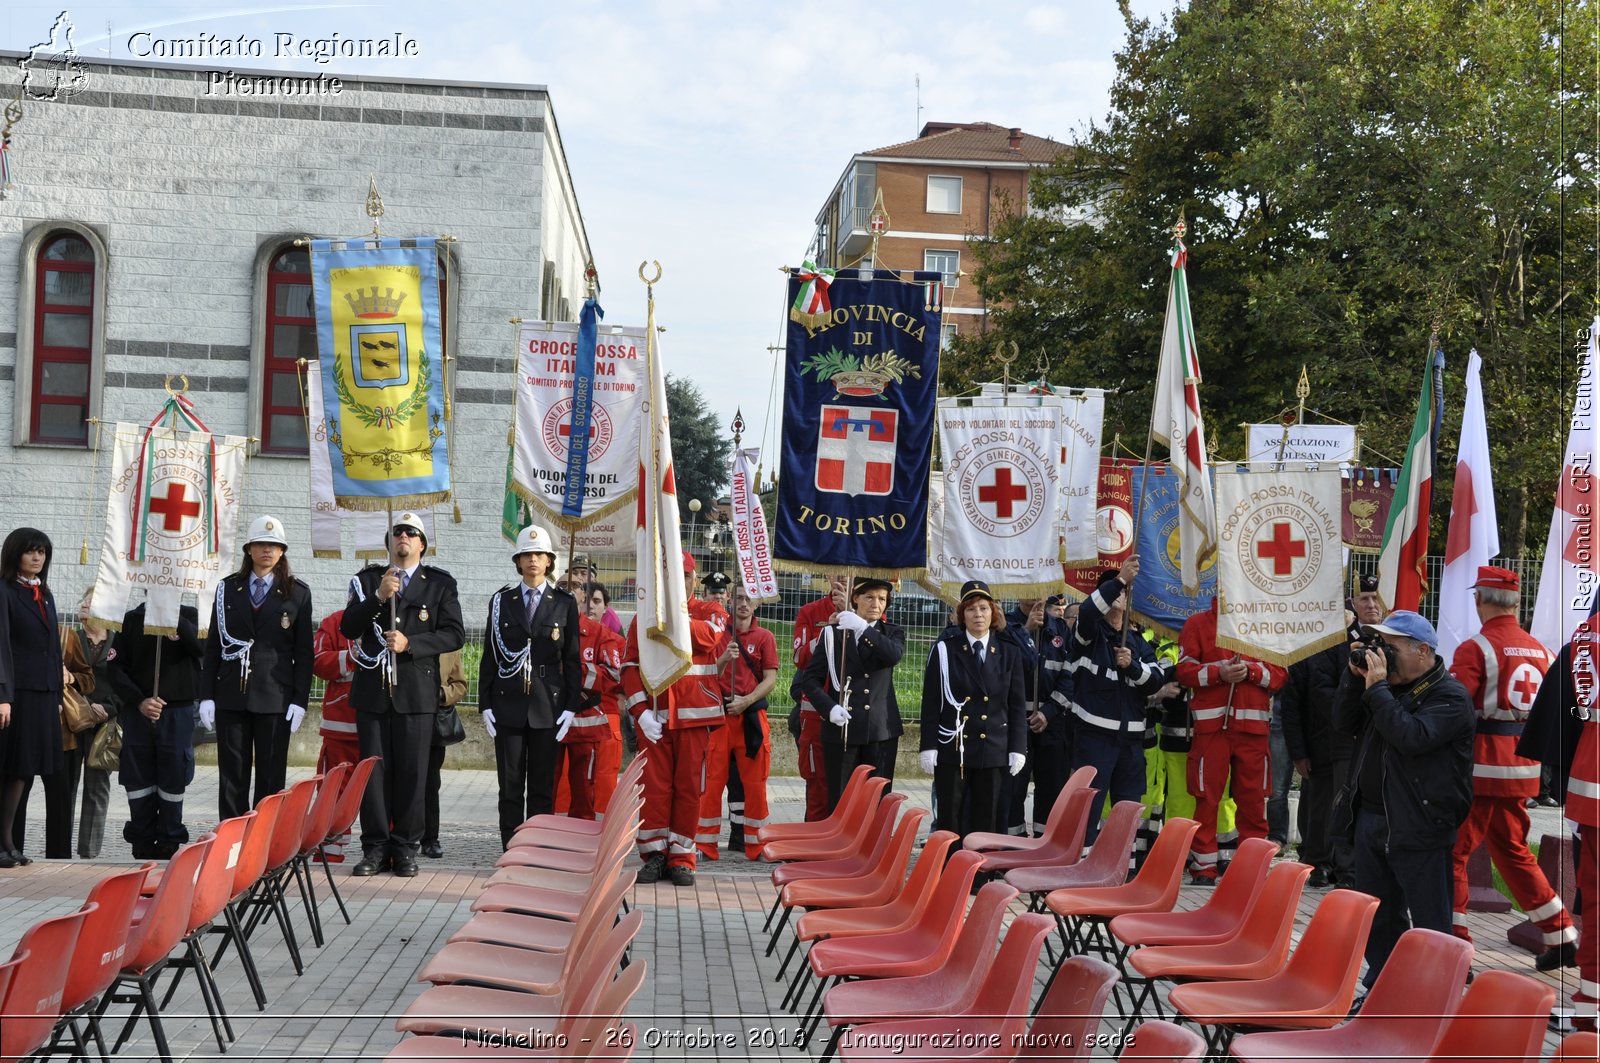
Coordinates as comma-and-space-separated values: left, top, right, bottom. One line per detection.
687, 663, 720, 676
1473, 763, 1542, 779
126, 786, 157, 799
676, 704, 725, 721
158, 789, 184, 802
1544, 925, 1579, 945
1569, 776, 1600, 800
668, 832, 696, 854
1526, 896, 1567, 922
320, 720, 358, 734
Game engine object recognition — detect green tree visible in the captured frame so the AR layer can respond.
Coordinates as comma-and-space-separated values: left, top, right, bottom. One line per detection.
966, 0, 1595, 556
666, 373, 732, 512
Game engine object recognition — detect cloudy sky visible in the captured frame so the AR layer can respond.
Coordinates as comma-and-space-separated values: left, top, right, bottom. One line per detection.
2, 1, 1173, 458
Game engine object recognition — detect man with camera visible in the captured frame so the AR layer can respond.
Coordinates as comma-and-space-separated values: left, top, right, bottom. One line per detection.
1336, 609, 1474, 996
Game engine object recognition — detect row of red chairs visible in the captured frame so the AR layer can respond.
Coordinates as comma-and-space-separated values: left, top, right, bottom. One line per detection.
753, 765, 1208, 1062
0, 757, 376, 1063
380, 753, 650, 1061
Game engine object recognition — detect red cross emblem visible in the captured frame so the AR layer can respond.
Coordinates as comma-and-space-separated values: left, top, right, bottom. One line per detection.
978, 467, 1029, 519
869, 213, 887, 234
1506, 662, 1544, 712
1556, 464, 1600, 574
558, 419, 597, 441
1255, 521, 1307, 577
148, 480, 201, 532
1444, 462, 1478, 565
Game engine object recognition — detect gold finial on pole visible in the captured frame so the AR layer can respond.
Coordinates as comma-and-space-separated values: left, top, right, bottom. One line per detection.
731, 408, 744, 449
365, 175, 385, 238
1173, 209, 1187, 242
1295, 364, 1310, 425
866, 187, 891, 267
584, 260, 598, 299
163, 374, 190, 398
638, 259, 662, 291
997, 340, 1019, 405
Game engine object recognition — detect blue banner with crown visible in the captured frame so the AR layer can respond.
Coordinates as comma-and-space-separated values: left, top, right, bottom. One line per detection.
1131, 463, 1216, 638
310, 237, 450, 511
774, 267, 943, 576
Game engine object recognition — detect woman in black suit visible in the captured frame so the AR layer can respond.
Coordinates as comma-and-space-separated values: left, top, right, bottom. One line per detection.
199, 515, 314, 820
919, 580, 1029, 840
0, 528, 66, 866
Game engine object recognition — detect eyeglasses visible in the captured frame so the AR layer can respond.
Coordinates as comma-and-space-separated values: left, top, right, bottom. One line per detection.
391, 527, 421, 538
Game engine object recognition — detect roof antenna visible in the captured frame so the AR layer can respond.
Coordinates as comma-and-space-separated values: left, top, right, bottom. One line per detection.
915, 73, 923, 135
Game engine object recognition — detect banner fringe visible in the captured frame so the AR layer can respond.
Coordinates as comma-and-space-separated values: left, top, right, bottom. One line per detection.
773, 558, 922, 586
1216, 626, 1348, 669
312, 549, 344, 560
514, 485, 639, 532
334, 492, 449, 513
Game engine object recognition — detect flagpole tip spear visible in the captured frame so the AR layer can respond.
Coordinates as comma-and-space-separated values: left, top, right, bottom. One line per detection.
163, 374, 189, 398
731, 408, 744, 448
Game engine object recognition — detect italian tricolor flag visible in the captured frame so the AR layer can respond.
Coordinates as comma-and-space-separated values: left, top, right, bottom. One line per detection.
1377, 349, 1444, 611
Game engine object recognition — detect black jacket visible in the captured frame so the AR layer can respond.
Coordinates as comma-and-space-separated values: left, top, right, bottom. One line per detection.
1334, 658, 1475, 851
199, 573, 315, 714
112, 603, 205, 705
919, 630, 1028, 769
341, 564, 465, 716
1281, 641, 1356, 767
793, 620, 906, 747
479, 582, 582, 729
3, 580, 62, 694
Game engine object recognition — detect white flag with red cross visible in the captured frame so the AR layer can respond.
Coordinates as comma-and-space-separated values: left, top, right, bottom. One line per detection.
1437, 350, 1497, 662
1532, 317, 1600, 652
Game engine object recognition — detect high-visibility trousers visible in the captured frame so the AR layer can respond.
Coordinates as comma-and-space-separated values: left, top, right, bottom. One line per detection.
637, 724, 711, 871
1187, 730, 1269, 880
1450, 794, 1576, 947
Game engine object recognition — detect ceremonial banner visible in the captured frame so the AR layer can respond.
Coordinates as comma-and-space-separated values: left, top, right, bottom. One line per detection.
91, 398, 246, 635
932, 399, 1061, 596
1437, 351, 1497, 661
1061, 392, 1107, 566
1532, 317, 1600, 651
730, 447, 778, 602
1214, 466, 1346, 666
1063, 457, 1137, 598
635, 299, 691, 696
1129, 464, 1216, 638
774, 267, 943, 574
1342, 468, 1397, 553
512, 316, 646, 529
1245, 423, 1359, 465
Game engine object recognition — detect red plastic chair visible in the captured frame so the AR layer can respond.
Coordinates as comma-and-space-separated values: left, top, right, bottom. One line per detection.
315, 755, 379, 927
506, 782, 643, 853
50, 865, 150, 1062
485, 826, 635, 894
157, 816, 254, 1052
766, 792, 909, 956
973, 783, 1098, 874
1014, 953, 1121, 1060
288, 760, 351, 948
514, 755, 647, 840
499, 797, 642, 871
1167, 888, 1379, 1058
448, 868, 637, 956
1424, 969, 1556, 1063
241, 775, 320, 974
1558, 1031, 1600, 1059
1108, 836, 1276, 950
471, 859, 635, 924
817, 881, 1020, 1062
1, 908, 92, 1062
1040, 817, 1198, 962
97, 836, 212, 1063
759, 763, 875, 846
1229, 927, 1473, 1063
763, 778, 893, 863
1010, 800, 1145, 908
208, 789, 283, 1012
1119, 1019, 1205, 1061
963, 764, 1096, 851
837, 913, 1062, 1062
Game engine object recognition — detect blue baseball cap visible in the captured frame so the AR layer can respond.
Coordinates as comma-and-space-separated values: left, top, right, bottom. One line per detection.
1372, 610, 1438, 649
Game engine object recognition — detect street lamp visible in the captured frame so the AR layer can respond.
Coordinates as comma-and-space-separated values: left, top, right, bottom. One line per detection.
687, 498, 702, 565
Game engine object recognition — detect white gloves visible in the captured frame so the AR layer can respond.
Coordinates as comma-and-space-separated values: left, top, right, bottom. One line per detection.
637, 711, 664, 745
1009, 752, 1027, 777
286, 704, 306, 733
555, 710, 575, 742
197, 700, 216, 730
836, 611, 867, 635
920, 749, 938, 774
482, 709, 497, 738
829, 704, 850, 728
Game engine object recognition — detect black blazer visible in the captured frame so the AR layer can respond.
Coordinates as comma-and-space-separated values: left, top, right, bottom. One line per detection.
3, 580, 63, 694
479, 582, 582, 729
340, 564, 465, 716
111, 603, 204, 705
919, 630, 1028, 770
793, 621, 906, 747
199, 573, 315, 714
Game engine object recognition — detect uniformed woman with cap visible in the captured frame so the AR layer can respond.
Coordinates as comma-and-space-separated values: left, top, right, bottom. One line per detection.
919, 580, 1028, 839
199, 515, 314, 820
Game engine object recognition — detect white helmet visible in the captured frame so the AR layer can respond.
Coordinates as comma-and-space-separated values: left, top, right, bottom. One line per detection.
244, 515, 288, 548
386, 511, 428, 550
513, 524, 557, 561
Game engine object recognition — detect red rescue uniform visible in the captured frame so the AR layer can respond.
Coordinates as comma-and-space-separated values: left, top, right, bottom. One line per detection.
697, 620, 777, 859
312, 610, 358, 861
791, 595, 837, 821
554, 615, 624, 821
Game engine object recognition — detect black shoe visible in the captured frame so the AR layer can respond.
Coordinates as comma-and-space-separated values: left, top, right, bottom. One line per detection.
421, 841, 444, 859
392, 852, 419, 877
1348, 992, 1367, 1016
668, 865, 695, 887
1537, 941, 1578, 971
728, 832, 745, 852
1539, 795, 1562, 808
1308, 868, 1330, 889
351, 851, 386, 877
0, 851, 16, 869
1188, 872, 1217, 887
148, 841, 177, 861
636, 855, 666, 884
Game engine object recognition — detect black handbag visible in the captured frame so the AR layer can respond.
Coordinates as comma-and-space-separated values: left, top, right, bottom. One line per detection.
434, 706, 466, 746
733, 636, 770, 758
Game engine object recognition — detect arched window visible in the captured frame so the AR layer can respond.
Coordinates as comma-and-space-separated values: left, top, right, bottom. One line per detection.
15, 224, 106, 447
260, 246, 313, 455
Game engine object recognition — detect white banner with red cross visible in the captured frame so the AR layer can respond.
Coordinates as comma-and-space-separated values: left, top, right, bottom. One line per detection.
91, 399, 247, 636
931, 399, 1062, 597
1214, 465, 1347, 666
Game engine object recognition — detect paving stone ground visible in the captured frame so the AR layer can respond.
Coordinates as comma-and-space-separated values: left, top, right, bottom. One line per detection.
0, 766, 1582, 1060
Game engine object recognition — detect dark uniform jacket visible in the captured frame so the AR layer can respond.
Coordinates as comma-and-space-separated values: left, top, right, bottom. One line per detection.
111, 604, 204, 705
1282, 640, 1356, 768
479, 581, 582, 730
1068, 577, 1170, 738
3, 580, 62, 695
199, 572, 314, 714
794, 620, 906, 747
919, 629, 1028, 770
340, 563, 465, 716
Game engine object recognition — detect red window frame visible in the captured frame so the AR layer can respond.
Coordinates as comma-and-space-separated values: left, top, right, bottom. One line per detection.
31, 233, 95, 445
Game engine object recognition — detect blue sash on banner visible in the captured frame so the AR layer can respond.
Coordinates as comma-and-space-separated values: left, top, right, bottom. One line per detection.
1131, 464, 1215, 637
773, 268, 942, 572
561, 297, 604, 518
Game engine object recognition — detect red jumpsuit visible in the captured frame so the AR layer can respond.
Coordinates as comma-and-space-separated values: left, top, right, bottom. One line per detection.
553, 615, 624, 821
312, 610, 358, 861
1178, 601, 1286, 881
697, 620, 777, 859
1449, 615, 1574, 947
791, 595, 837, 822
621, 597, 729, 871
